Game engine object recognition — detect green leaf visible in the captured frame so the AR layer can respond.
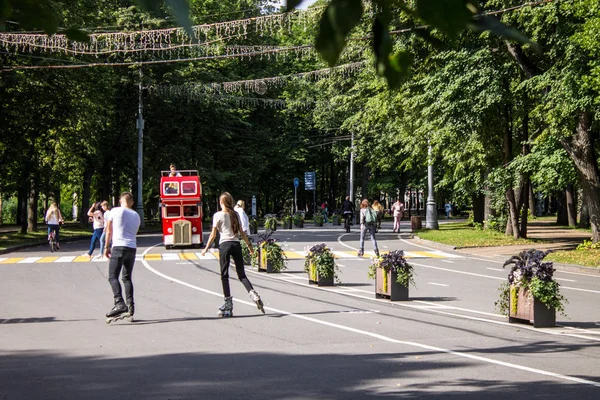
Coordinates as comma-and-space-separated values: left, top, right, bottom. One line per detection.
415, 0, 475, 39
286, 0, 304, 11
165, 0, 193, 38
468, 16, 540, 52
315, 0, 363, 66
373, 10, 411, 89
63, 28, 90, 43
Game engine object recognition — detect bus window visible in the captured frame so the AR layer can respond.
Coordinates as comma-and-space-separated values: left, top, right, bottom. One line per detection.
183, 205, 199, 217
164, 182, 179, 195
165, 206, 180, 218
181, 181, 197, 195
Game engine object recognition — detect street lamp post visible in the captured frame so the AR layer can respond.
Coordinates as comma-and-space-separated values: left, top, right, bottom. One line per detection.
426, 142, 439, 229
136, 69, 145, 227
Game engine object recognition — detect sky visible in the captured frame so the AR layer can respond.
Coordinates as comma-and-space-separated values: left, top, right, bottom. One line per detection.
271, 0, 320, 10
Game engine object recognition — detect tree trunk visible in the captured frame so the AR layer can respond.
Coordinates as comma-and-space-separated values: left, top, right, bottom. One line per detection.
505, 188, 520, 238
80, 168, 94, 224
579, 198, 590, 229
27, 179, 38, 232
565, 184, 577, 227
529, 183, 536, 217
560, 111, 600, 243
556, 190, 568, 226
472, 193, 485, 224
519, 179, 530, 238
0, 192, 2, 225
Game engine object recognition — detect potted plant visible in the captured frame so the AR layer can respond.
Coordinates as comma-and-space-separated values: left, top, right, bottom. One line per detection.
249, 218, 258, 234
495, 249, 567, 328
264, 214, 277, 231
293, 213, 304, 228
241, 238, 253, 266
255, 231, 287, 273
332, 213, 341, 225
313, 213, 324, 227
282, 214, 293, 229
304, 243, 338, 286
368, 250, 415, 301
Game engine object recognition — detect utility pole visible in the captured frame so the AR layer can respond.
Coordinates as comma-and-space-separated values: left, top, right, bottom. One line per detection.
136, 68, 145, 227
349, 131, 355, 201
426, 141, 439, 229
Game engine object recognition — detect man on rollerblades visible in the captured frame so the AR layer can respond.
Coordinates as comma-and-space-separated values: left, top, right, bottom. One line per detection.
103, 192, 141, 323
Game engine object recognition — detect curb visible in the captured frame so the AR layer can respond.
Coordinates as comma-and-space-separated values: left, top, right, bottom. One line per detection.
0, 235, 91, 255
412, 236, 457, 252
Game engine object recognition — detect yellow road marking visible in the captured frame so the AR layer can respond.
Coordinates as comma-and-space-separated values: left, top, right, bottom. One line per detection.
180, 253, 198, 260
410, 251, 445, 259
144, 254, 162, 260
37, 257, 59, 263
73, 256, 92, 262
0, 258, 23, 264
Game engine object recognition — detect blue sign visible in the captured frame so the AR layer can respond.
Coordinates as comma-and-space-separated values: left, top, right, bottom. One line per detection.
304, 171, 316, 190
294, 178, 299, 188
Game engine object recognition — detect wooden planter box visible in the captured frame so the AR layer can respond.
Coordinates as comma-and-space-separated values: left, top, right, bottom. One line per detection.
332, 215, 341, 225
257, 246, 274, 273
509, 286, 556, 328
307, 261, 334, 286
314, 220, 323, 227
294, 220, 304, 228
375, 267, 409, 301
249, 224, 258, 234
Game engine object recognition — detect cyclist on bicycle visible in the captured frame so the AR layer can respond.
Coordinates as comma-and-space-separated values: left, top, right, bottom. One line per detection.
45, 202, 64, 249
341, 196, 355, 233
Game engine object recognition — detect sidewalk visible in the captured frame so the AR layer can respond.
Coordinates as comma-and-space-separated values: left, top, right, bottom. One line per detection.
416, 219, 598, 275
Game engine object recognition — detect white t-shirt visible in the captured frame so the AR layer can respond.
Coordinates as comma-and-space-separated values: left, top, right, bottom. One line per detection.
45, 209, 61, 225
234, 206, 250, 234
212, 211, 240, 244
103, 209, 111, 228
92, 210, 104, 230
106, 207, 140, 248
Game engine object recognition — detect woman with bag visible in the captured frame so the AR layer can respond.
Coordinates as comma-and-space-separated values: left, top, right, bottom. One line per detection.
201, 192, 264, 317
358, 199, 379, 257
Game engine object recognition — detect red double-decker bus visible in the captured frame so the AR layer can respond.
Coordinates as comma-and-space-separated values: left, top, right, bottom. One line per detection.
160, 170, 203, 249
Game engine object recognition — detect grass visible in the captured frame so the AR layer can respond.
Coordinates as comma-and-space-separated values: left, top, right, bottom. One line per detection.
415, 221, 543, 248
546, 249, 600, 268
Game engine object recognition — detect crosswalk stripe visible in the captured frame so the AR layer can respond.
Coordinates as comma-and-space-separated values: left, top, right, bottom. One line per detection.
144, 254, 162, 260
161, 253, 180, 261
0, 258, 7, 263
195, 252, 218, 260
37, 256, 59, 263
74, 256, 92, 262
332, 251, 355, 258
282, 251, 306, 259
17, 257, 43, 264
55, 256, 76, 263
0, 258, 23, 264
180, 253, 198, 260
409, 251, 446, 259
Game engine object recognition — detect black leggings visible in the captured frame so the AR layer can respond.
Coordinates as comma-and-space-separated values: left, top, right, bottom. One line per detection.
108, 246, 136, 305
219, 241, 253, 297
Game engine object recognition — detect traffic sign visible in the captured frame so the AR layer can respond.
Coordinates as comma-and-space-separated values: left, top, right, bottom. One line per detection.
294, 177, 299, 188
304, 172, 316, 190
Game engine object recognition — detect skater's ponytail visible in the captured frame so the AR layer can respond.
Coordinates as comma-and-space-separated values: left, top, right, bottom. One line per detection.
219, 192, 241, 236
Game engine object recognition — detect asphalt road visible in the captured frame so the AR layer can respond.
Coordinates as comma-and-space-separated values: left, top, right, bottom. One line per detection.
1, 221, 600, 399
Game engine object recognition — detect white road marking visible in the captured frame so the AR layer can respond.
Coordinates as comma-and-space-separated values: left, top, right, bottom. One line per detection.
0, 258, 7, 263
162, 253, 180, 261
411, 262, 505, 281
176, 262, 193, 265
555, 277, 576, 283
55, 256, 76, 263
17, 257, 42, 264
140, 244, 600, 389
428, 282, 449, 287
441, 260, 454, 264
562, 286, 600, 294
486, 268, 504, 272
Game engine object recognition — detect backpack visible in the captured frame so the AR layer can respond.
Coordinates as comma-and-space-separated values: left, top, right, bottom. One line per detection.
365, 207, 377, 225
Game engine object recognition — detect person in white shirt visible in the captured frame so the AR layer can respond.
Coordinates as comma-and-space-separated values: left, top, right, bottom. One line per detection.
45, 202, 64, 249
169, 164, 182, 177
84, 202, 105, 258
103, 192, 141, 321
234, 200, 250, 235
201, 192, 263, 317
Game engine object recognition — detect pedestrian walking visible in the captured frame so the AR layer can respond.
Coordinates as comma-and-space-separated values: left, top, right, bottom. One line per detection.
234, 200, 250, 235
103, 192, 141, 323
83, 202, 105, 259
358, 199, 379, 257
98, 201, 111, 261
445, 202, 452, 220
45, 202, 64, 250
391, 199, 405, 233
372, 200, 384, 231
201, 192, 264, 317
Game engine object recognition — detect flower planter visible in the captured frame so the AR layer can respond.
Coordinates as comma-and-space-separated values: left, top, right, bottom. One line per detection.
314, 220, 323, 227
294, 221, 304, 228
257, 245, 274, 273
307, 261, 334, 286
249, 224, 258, 234
375, 267, 409, 301
332, 215, 341, 225
508, 286, 556, 328
283, 220, 292, 229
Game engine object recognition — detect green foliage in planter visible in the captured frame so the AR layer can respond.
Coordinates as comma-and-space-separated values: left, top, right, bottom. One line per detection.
264, 215, 277, 231
313, 214, 324, 224
496, 249, 568, 316
304, 243, 337, 279
249, 218, 258, 232
241, 239, 253, 265
292, 213, 304, 226
256, 231, 287, 272
282, 215, 292, 226
368, 250, 415, 287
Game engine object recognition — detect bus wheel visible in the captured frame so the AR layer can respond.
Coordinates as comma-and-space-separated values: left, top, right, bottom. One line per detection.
165, 245, 173, 250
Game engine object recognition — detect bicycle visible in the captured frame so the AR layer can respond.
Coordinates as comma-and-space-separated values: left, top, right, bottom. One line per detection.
343, 212, 353, 233
48, 229, 58, 252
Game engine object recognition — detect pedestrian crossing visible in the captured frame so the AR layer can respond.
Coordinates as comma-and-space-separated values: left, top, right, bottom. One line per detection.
0, 249, 461, 265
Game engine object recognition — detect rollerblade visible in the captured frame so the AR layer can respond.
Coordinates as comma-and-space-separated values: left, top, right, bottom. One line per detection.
357, 250, 364, 257
105, 302, 129, 324
375, 250, 380, 257
249, 289, 265, 314
126, 302, 135, 322
218, 296, 233, 318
